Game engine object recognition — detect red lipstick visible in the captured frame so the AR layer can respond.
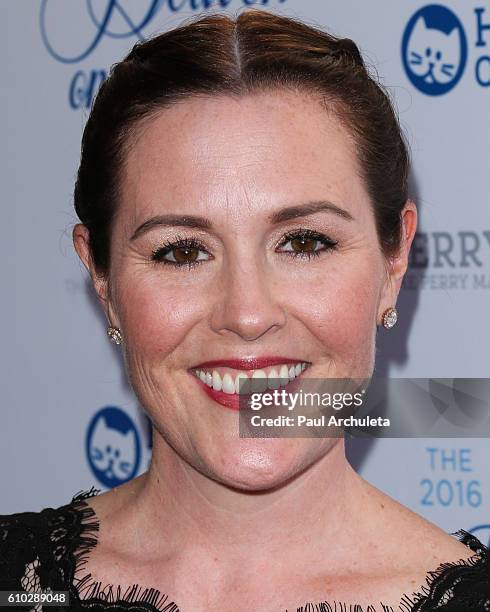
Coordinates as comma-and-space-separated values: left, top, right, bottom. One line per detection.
188, 357, 309, 411
191, 357, 304, 370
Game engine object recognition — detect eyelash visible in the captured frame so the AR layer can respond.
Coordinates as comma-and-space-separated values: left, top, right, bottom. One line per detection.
280, 229, 338, 259
150, 229, 338, 270
151, 235, 208, 270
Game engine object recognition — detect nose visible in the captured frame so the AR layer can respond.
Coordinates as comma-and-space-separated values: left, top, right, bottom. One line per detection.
210, 257, 287, 342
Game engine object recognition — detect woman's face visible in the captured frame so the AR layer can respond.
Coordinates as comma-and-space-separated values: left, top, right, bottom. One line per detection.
76, 90, 414, 490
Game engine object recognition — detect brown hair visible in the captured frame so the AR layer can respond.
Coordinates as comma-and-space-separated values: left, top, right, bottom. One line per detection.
74, 8, 409, 276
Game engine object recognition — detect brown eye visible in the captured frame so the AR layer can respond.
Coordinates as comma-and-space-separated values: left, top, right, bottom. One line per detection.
290, 236, 318, 253
278, 229, 338, 259
173, 245, 199, 263
151, 238, 211, 268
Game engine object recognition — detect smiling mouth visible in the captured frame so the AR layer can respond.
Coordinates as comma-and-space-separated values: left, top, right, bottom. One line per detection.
188, 360, 311, 411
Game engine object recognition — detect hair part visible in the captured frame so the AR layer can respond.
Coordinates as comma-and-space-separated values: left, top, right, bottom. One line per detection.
74, 8, 410, 276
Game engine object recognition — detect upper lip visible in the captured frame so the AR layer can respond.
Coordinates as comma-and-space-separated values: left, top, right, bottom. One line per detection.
190, 357, 310, 370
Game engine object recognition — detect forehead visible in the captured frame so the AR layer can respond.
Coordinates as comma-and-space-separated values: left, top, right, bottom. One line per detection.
121, 90, 368, 222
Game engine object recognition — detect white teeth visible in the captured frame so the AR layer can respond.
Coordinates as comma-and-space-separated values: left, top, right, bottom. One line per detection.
222, 373, 235, 394
253, 369, 267, 377
267, 368, 281, 390
193, 362, 309, 395
235, 372, 248, 394
212, 370, 222, 391
251, 369, 268, 393
279, 365, 289, 386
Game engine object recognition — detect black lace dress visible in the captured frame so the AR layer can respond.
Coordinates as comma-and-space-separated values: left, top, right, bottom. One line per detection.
1, 487, 489, 611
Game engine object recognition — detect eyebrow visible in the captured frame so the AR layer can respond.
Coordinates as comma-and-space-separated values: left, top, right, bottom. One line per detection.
268, 200, 354, 224
130, 214, 211, 241
130, 200, 353, 241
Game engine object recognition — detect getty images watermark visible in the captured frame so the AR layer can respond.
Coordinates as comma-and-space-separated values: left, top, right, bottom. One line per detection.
247, 385, 387, 429
237, 378, 490, 438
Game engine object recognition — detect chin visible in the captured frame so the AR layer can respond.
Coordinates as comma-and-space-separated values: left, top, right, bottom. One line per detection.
202, 437, 323, 492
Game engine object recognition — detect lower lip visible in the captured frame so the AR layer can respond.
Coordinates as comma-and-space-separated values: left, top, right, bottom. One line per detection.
190, 372, 305, 411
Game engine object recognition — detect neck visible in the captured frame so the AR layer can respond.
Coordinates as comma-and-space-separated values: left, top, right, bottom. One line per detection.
123, 433, 371, 571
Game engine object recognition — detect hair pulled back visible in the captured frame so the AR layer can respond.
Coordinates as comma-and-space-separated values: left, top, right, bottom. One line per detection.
74, 8, 409, 276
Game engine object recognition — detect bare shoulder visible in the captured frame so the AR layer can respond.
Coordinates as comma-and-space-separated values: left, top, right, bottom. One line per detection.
78, 473, 150, 564
359, 475, 477, 568
73, 475, 161, 589
342, 474, 484, 608
81, 473, 146, 522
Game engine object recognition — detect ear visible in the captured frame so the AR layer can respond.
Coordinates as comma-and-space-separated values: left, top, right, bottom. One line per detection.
72, 223, 119, 327
411, 15, 429, 38
377, 200, 418, 324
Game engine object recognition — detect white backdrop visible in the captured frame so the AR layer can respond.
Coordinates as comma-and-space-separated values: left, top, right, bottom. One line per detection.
2, 1, 489, 546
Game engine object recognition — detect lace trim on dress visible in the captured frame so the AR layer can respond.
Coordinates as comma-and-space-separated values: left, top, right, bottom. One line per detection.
69, 487, 180, 612
398, 529, 490, 611
290, 603, 396, 611
66, 488, 490, 612
280, 534, 489, 612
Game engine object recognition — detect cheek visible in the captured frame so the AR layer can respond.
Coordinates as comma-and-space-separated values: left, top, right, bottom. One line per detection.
113, 250, 384, 369
285, 254, 382, 358
115, 276, 205, 361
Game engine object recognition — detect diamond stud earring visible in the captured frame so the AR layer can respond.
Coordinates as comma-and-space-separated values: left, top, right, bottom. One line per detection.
107, 326, 123, 345
381, 307, 398, 330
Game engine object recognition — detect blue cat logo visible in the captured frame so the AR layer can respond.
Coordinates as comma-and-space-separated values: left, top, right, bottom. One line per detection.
402, 5, 467, 95
86, 406, 141, 488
